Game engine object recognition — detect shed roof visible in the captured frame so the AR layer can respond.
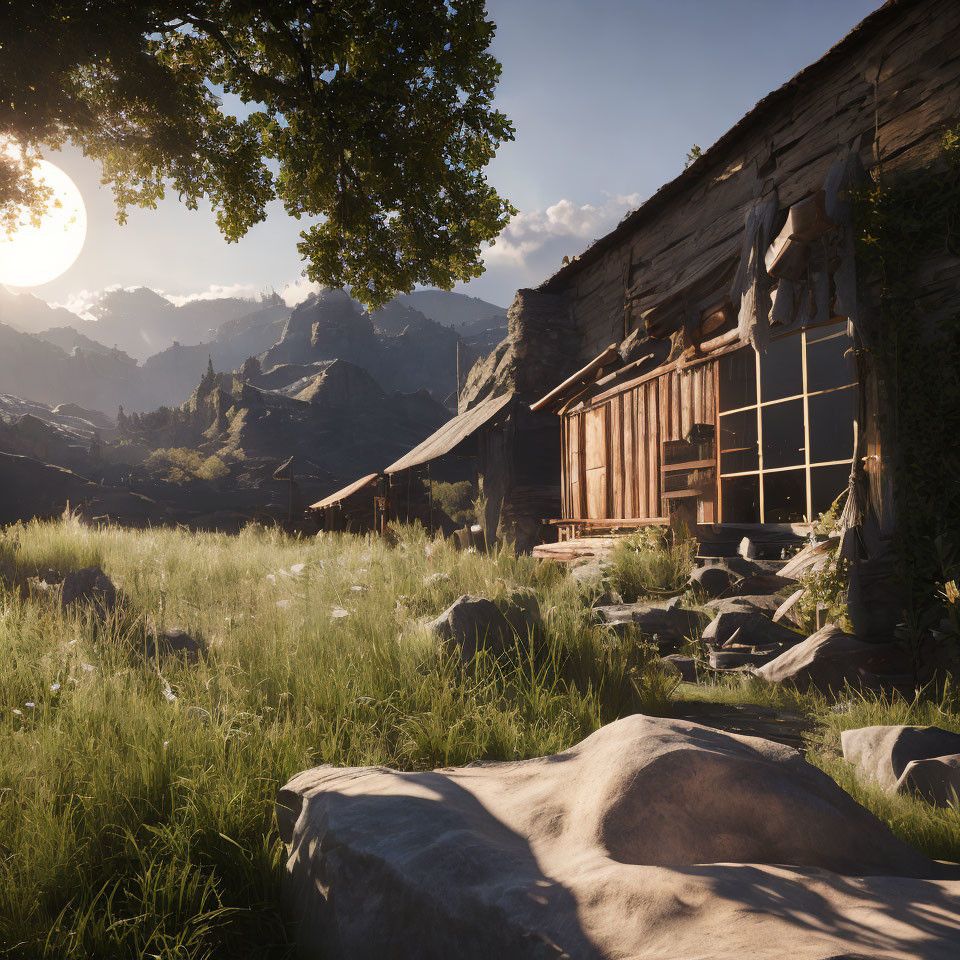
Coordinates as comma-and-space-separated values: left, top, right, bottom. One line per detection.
539, 0, 905, 293
384, 393, 514, 474
309, 473, 379, 511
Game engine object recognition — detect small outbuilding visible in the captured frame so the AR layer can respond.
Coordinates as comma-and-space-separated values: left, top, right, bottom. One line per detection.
308, 473, 385, 533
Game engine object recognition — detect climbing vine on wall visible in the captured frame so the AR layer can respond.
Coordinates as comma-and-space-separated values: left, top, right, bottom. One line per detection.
852, 127, 960, 663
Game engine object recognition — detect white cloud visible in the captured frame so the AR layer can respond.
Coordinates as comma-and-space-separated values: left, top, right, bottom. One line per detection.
483, 192, 643, 273
280, 277, 323, 306
162, 283, 261, 307
50, 284, 131, 322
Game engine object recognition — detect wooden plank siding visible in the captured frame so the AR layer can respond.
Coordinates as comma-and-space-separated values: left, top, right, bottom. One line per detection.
549, 1, 960, 365
562, 360, 718, 522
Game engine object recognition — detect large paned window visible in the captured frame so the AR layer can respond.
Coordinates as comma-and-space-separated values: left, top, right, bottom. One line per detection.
717, 321, 856, 523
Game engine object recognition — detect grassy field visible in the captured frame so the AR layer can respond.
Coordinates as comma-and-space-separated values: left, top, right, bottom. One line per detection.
0, 518, 957, 958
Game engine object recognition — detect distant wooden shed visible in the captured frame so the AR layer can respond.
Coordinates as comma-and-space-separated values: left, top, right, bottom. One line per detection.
309, 473, 385, 533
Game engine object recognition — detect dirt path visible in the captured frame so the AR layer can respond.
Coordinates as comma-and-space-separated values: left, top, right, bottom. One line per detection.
674, 701, 815, 752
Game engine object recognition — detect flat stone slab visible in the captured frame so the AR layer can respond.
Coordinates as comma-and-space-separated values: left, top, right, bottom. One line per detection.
276, 715, 960, 960
706, 594, 785, 618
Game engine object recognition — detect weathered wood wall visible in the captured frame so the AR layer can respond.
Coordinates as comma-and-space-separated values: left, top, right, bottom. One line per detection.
547, 0, 960, 364
563, 359, 716, 521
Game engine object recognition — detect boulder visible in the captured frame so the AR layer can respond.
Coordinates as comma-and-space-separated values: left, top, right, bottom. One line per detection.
755, 626, 912, 694
60, 565, 117, 612
426, 595, 515, 664
702, 610, 800, 650
569, 557, 607, 587
502, 587, 542, 639
153, 628, 205, 662
896, 754, 960, 806
841, 725, 960, 792
662, 654, 698, 682
706, 594, 784, 618
593, 602, 703, 651
688, 564, 739, 598
276, 715, 959, 960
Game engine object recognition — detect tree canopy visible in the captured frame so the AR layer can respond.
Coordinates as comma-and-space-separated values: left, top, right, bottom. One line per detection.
0, 1, 515, 307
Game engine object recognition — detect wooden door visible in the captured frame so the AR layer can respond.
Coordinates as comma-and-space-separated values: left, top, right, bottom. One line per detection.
584, 404, 609, 518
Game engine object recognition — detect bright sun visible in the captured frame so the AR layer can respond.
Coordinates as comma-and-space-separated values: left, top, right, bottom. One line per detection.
0, 158, 87, 287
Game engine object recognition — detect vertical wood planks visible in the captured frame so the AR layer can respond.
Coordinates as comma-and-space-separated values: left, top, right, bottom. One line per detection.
559, 358, 720, 523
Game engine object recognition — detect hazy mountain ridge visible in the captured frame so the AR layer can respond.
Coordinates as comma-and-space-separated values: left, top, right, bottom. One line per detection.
0, 284, 507, 419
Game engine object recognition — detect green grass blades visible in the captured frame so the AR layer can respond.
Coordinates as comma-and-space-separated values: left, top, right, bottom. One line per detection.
0, 518, 675, 958
605, 526, 696, 601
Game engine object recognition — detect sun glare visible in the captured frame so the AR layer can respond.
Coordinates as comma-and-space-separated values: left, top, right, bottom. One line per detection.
0, 158, 87, 287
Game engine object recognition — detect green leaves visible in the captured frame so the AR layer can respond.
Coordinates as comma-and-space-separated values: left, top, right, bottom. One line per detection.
0, 0, 515, 307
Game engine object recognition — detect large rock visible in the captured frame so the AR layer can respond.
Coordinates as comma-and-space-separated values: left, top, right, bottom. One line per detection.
841, 725, 960, 792
593, 602, 703, 651
897, 754, 960, 806
425, 595, 515, 663
276, 715, 960, 960
502, 587, 541, 639
688, 564, 739, 598
706, 593, 788, 618
60, 565, 117, 612
702, 610, 801, 650
755, 625, 912, 693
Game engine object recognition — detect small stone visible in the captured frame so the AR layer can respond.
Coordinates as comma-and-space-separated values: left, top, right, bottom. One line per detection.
60, 566, 117, 612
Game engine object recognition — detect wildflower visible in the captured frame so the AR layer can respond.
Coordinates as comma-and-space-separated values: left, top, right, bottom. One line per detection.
331, 607, 350, 619
50, 682, 61, 693
162, 740, 170, 748
350, 585, 366, 592
160, 678, 177, 703
24, 702, 35, 708
12, 709, 21, 716
289, 563, 306, 576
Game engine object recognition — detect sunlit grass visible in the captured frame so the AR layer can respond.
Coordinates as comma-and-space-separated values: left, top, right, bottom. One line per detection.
1, 518, 958, 957
0, 518, 673, 958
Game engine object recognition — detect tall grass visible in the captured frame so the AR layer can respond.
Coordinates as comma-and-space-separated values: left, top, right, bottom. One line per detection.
605, 526, 696, 601
0, 518, 675, 959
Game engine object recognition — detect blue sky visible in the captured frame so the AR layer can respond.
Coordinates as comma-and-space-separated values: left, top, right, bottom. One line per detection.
31, 0, 883, 312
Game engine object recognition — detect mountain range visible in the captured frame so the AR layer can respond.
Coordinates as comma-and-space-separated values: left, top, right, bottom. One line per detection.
0, 282, 509, 527
0, 284, 507, 415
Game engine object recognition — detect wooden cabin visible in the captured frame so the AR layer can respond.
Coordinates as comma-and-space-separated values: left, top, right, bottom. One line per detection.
384, 392, 554, 540
525, 0, 959, 573
308, 473, 385, 533
534, 310, 857, 546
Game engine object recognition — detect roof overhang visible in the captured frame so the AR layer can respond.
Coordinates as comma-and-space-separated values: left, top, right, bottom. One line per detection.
309, 473, 379, 510
384, 393, 514, 474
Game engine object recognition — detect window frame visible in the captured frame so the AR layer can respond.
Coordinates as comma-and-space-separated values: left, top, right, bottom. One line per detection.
716, 320, 856, 524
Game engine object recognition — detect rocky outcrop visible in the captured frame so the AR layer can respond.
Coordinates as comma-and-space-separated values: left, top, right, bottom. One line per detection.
276, 714, 959, 960
459, 288, 578, 412
0, 451, 170, 527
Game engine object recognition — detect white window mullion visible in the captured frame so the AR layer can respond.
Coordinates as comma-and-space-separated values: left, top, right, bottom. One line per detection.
755, 348, 764, 523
